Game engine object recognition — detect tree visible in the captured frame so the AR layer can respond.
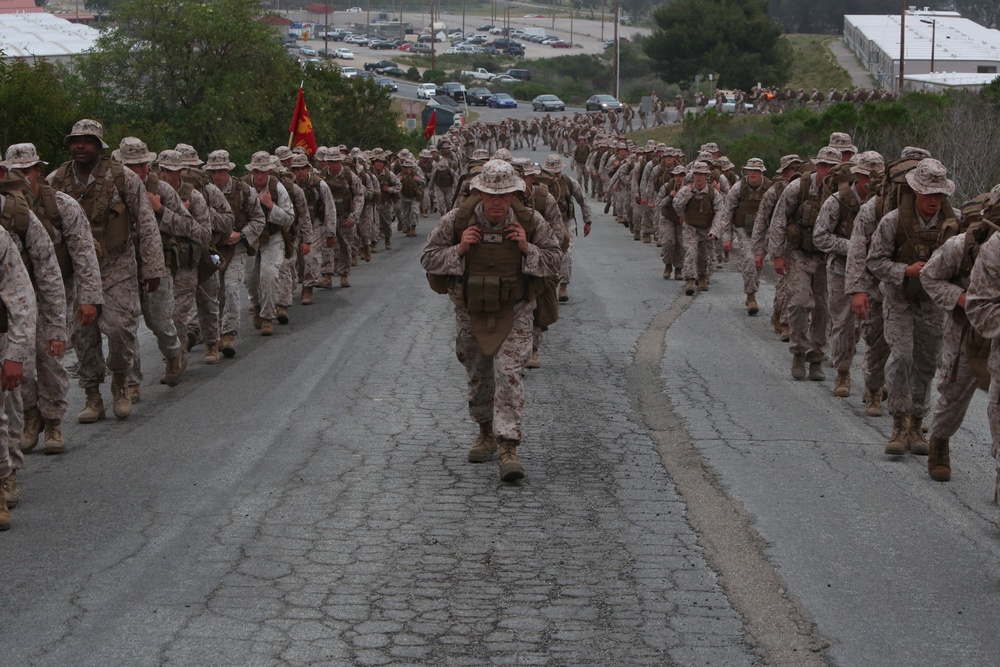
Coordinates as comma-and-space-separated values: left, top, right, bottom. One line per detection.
300, 66, 405, 150
0, 57, 84, 165
955, 0, 1000, 28
76, 0, 297, 155
644, 0, 792, 91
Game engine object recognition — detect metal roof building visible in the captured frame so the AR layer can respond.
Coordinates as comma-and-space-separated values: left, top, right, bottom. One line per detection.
844, 10, 1000, 90
0, 11, 100, 62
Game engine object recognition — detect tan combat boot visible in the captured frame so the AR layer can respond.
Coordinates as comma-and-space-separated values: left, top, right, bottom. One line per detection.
864, 386, 884, 416
22, 406, 42, 453
885, 414, 907, 456
164, 349, 186, 387
833, 371, 850, 397
907, 415, 929, 455
684, 279, 696, 296
770, 309, 781, 334
362, 245, 372, 262
558, 284, 568, 302
642, 233, 652, 243
697, 275, 709, 291
663, 265, 671, 280
301, 286, 314, 305
78, 387, 106, 424
276, 305, 290, 325
128, 384, 142, 402
260, 319, 274, 336
384, 238, 392, 250
498, 439, 525, 482
779, 323, 791, 342
674, 268, 683, 281
220, 333, 237, 358
791, 354, 806, 380
2, 471, 19, 509
808, 361, 825, 382
0, 491, 10, 531
110, 373, 131, 419
745, 294, 759, 316
341, 275, 351, 288
318, 274, 333, 289
204, 342, 220, 365
42, 420, 64, 455
927, 436, 951, 481
525, 348, 540, 369
351, 254, 358, 267
468, 422, 498, 463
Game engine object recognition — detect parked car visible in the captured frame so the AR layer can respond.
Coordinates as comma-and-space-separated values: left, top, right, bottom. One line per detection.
365, 59, 399, 72
318, 47, 338, 57
416, 83, 438, 99
346, 6, 362, 12
409, 43, 433, 54
345, 34, 369, 45
505, 68, 531, 81
340, 66, 359, 78
532, 94, 565, 112
466, 87, 493, 106
549, 40, 571, 48
379, 66, 407, 77
328, 29, 347, 41
299, 45, 317, 56
487, 93, 517, 109
585, 94, 622, 112
441, 81, 467, 101
356, 71, 374, 81
369, 39, 396, 50
334, 48, 355, 59
477, 23, 494, 31
491, 74, 516, 84
375, 77, 398, 91
504, 44, 525, 57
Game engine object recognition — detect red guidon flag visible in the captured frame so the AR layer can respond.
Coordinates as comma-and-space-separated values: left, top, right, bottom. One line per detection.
424, 110, 437, 140
289, 87, 317, 155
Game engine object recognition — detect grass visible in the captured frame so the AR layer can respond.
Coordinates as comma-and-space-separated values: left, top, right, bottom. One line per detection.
783, 34, 853, 92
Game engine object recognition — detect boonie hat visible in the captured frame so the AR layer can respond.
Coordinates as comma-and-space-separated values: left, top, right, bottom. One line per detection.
4, 143, 48, 170
471, 149, 489, 160
493, 148, 513, 162
901, 146, 932, 160
274, 146, 294, 160
290, 153, 310, 168
850, 151, 884, 176
905, 158, 955, 196
419, 149, 432, 159
812, 147, 841, 166
175, 143, 203, 166
778, 154, 803, 171
203, 150, 236, 171
112, 137, 156, 165
742, 158, 766, 172
156, 149, 187, 171
828, 132, 858, 153
691, 163, 711, 175
65, 119, 109, 149
670, 165, 688, 176
542, 154, 564, 173
246, 151, 276, 172
470, 159, 525, 195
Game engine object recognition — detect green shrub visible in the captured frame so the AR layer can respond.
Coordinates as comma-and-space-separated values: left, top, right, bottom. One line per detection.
405, 66, 420, 82
510, 82, 547, 101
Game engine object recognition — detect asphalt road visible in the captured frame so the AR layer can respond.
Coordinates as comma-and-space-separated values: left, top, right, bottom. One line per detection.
3, 144, 999, 666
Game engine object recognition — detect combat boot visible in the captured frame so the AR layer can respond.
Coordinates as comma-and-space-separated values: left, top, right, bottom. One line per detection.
834, 371, 850, 397
885, 414, 907, 456
164, 349, 186, 387
128, 384, 141, 402
204, 342, 220, 365
351, 254, 358, 267
0, 492, 10, 531
791, 354, 806, 380
384, 238, 392, 250
697, 275, 709, 291
808, 362, 825, 382
260, 319, 274, 336
525, 348, 540, 369
927, 436, 951, 481
864, 386, 884, 416
745, 294, 759, 316
110, 373, 131, 419
906, 414, 929, 455
341, 275, 351, 288
276, 305, 290, 325
78, 387, 106, 424
674, 268, 683, 281
300, 286, 314, 305
642, 233, 652, 243
220, 333, 236, 358
684, 279, 696, 296
2, 471, 19, 509
558, 284, 568, 302
370, 243, 378, 254
468, 422, 498, 463
42, 420, 64, 455
362, 245, 372, 262
663, 265, 671, 280
633, 230, 641, 241
498, 439, 525, 482
21, 406, 42, 453
779, 323, 791, 342
770, 309, 781, 334
318, 274, 333, 289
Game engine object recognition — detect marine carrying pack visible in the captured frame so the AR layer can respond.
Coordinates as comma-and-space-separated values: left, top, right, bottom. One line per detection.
49, 156, 132, 258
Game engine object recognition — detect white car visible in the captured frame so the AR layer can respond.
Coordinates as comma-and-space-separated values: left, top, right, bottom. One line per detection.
345, 6, 362, 12
416, 83, 438, 99
340, 66, 358, 78
299, 45, 317, 56
334, 48, 355, 59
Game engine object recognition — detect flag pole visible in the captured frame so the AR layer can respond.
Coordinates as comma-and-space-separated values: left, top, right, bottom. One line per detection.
288, 80, 304, 149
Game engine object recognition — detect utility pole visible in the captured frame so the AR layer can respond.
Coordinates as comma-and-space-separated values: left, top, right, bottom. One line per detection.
430, 0, 435, 71
324, 0, 329, 56
613, 0, 620, 99
898, 1, 905, 91
920, 18, 936, 73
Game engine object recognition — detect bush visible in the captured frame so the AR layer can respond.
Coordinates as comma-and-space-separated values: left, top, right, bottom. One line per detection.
405, 66, 420, 82
510, 82, 547, 102
421, 68, 447, 84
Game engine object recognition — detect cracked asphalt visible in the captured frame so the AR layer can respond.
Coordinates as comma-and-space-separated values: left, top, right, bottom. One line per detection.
4, 147, 999, 667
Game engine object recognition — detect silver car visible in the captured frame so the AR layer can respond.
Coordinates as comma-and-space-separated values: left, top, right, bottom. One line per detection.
532, 94, 565, 112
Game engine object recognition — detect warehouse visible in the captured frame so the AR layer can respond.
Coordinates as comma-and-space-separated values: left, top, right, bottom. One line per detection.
0, 11, 100, 64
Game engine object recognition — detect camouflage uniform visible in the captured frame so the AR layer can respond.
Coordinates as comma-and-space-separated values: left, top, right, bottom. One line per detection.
715, 173, 771, 300
276, 174, 312, 316
215, 171, 266, 341
964, 232, 1000, 499
430, 158, 458, 215
244, 157, 295, 325
674, 179, 724, 284
397, 163, 425, 236
655, 171, 685, 279
372, 157, 401, 250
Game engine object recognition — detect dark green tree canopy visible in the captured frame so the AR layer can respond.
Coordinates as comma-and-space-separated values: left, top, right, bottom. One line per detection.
644, 0, 792, 92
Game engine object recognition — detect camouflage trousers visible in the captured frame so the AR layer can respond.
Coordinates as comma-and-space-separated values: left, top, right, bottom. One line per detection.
455, 302, 534, 442
5, 368, 25, 472
172, 266, 198, 349
334, 223, 358, 276
575, 161, 589, 191
301, 222, 324, 288
861, 290, 889, 393
399, 197, 420, 234
526, 133, 538, 150
376, 202, 394, 244
929, 318, 982, 439
422, 184, 434, 213
682, 224, 712, 280
774, 273, 790, 326
278, 253, 298, 308
559, 224, 574, 284
221, 245, 249, 336
635, 201, 654, 236
434, 186, 455, 216
734, 228, 759, 295
0, 381, 13, 480
358, 204, 376, 247
826, 269, 857, 372
247, 235, 284, 321
989, 378, 1000, 500
785, 250, 828, 362
75, 255, 141, 389
659, 217, 684, 270
22, 285, 74, 421
881, 290, 945, 418
192, 274, 221, 346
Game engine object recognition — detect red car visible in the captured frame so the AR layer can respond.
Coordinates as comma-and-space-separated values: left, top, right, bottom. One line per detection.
550, 40, 571, 48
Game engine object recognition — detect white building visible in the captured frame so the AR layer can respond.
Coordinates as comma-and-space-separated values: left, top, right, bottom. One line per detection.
844, 10, 1000, 90
0, 12, 100, 64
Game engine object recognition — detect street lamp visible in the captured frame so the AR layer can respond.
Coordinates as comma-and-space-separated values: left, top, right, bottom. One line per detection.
920, 18, 936, 73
